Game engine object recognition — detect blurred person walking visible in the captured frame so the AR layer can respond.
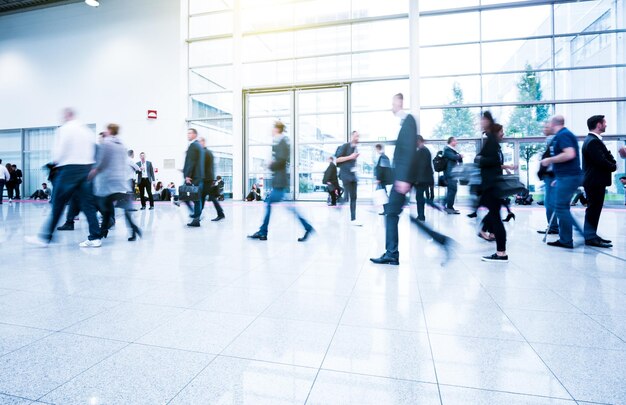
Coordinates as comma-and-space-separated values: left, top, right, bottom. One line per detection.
581, 115, 616, 248
199, 137, 225, 221
89, 124, 141, 241
413, 135, 434, 222
5, 164, 17, 202
183, 128, 205, 227
443, 137, 463, 214
26, 108, 102, 247
540, 115, 584, 249
248, 121, 314, 242
537, 121, 559, 235
0, 159, 8, 204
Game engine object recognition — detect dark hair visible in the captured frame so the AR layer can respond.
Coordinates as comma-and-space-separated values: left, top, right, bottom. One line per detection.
216, 175, 222, 180
587, 115, 605, 131
0, 159, 2, 164
375, 144, 383, 150
492, 123, 503, 134
127, 149, 134, 157
188, 128, 198, 135
11, 164, 16, 168
447, 136, 456, 144
621, 176, 626, 180
140, 152, 145, 155
42, 183, 47, 186
394, 93, 403, 100
416, 135, 425, 143
482, 110, 495, 125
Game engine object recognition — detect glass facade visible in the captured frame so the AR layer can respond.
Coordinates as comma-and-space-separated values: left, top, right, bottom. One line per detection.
187, 0, 626, 201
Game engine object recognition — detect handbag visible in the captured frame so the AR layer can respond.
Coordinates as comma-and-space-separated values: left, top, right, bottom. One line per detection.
496, 175, 527, 198
373, 187, 389, 206
178, 184, 200, 202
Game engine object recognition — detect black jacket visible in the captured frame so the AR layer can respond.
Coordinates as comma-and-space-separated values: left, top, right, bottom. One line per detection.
136, 161, 155, 183
336, 142, 358, 182
322, 163, 339, 187
393, 114, 418, 184
269, 136, 289, 189
582, 133, 617, 188
443, 145, 463, 177
478, 133, 502, 189
413, 146, 434, 186
375, 154, 393, 185
183, 140, 204, 183
202, 148, 215, 184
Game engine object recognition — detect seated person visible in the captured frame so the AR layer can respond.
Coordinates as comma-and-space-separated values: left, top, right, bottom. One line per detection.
212, 176, 225, 201
167, 182, 177, 201
30, 183, 52, 200
246, 184, 262, 201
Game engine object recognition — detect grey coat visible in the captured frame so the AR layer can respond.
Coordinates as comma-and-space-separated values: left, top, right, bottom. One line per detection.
93, 136, 132, 197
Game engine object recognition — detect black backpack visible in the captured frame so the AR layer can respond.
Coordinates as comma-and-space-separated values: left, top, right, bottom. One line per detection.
433, 151, 447, 172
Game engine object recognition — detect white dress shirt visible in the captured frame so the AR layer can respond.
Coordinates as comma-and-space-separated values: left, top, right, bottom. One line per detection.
52, 119, 96, 167
0, 164, 9, 181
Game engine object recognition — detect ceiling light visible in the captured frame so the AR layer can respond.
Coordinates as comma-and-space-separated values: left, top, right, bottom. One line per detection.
85, 0, 99, 7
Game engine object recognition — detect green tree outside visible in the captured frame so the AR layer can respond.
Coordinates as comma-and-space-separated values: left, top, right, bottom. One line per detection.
507, 64, 550, 138
519, 142, 544, 188
433, 82, 476, 139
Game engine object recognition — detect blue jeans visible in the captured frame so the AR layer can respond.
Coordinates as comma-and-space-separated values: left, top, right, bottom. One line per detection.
259, 188, 312, 236
544, 177, 558, 232
554, 174, 584, 245
43, 165, 101, 241
445, 177, 458, 209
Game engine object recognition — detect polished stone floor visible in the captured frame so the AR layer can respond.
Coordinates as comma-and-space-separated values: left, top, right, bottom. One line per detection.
0, 200, 624, 405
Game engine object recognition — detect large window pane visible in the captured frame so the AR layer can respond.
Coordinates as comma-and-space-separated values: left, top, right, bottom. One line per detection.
189, 66, 233, 93
188, 120, 233, 148
351, 19, 409, 51
352, 80, 410, 112
420, 43, 480, 76
242, 60, 295, 87
189, 0, 232, 15
482, 38, 552, 73
554, 1, 615, 35
190, 93, 233, 118
555, 67, 625, 100
420, 12, 479, 46
420, 107, 481, 140
555, 32, 617, 68
243, 31, 295, 63
421, 76, 480, 106
189, 38, 233, 66
189, 12, 233, 38
352, 111, 404, 142
481, 5, 551, 40
419, 0, 478, 12
352, 49, 409, 79
553, 101, 625, 135
295, 25, 351, 58
482, 70, 552, 104
297, 143, 341, 200
295, 54, 351, 83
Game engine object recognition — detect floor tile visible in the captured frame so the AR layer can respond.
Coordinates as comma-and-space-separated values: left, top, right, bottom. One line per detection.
532, 343, 626, 404
439, 385, 577, 405
262, 291, 349, 324
41, 344, 213, 405
323, 325, 436, 382
0, 393, 45, 405
170, 356, 317, 405
223, 317, 336, 368
430, 334, 572, 399
0, 323, 51, 356
340, 296, 427, 332
192, 286, 283, 316
0, 332, 125, 399
137, 309, 254, 354
306, 370, 441, 405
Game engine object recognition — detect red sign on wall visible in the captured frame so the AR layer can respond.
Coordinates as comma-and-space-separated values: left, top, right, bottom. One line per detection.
147, 110, 157, 119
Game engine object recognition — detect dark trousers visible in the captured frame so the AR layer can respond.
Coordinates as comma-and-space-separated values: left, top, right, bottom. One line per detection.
327, 187, 338, 205
414, 184, 430, 221
6, 183, 15, 199
583, 185, 605, 241
343, 180, 357, 220
99, 193, 138, 236
138, 178, 154, 208
201, 182, 224, 217
483, 189, 506, 252
384, 188, 447, 259
183, 182, 204, 220
43, 165, 100, 241
445, 177, 458, 209
0, 180, 5, 202
14, 182, 20, 199
259, 187, 312, 236
65, 192, 81, 224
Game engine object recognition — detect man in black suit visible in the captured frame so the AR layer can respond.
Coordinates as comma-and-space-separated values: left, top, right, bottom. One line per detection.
582, 115, 616, 248
183, 128, 205, 227
136, 152, 155, 210
199, 137, 225, 221
413, 135, 435, 222
443, 137, 463, 214
322, 156, 339, 206
336, 131, 361, 225
371, 93, 449, 265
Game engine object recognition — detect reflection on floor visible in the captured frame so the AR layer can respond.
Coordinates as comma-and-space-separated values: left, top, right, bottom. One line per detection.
0, 200, 624, 404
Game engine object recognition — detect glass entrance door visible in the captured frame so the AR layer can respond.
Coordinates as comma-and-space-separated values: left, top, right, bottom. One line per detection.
245, 86, 348, 201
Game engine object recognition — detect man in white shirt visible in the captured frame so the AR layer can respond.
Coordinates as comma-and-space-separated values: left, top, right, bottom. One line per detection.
27, 108, 102, 247
0, 159, 9, 204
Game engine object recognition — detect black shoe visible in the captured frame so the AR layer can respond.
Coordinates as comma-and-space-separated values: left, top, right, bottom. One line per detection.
537, 230, 559, 235
298, 228, 315, 242
57, 223, 74, 231
149, 206, 154, 210
481, 253, 509, 262
187, 220, 201, 227
503, 213, 516, 222
101, 229, 109, 239
140, 206, 146, 210
547, 240, 573, 249
211, 215, 225, 222
467, 212, 477, 218
598, 237, 612, 244
248, 232, 267, 241
585, 239, 612, 248
128, 226, 142, 241
417, 217, 425, 222
370, 254, 399, 265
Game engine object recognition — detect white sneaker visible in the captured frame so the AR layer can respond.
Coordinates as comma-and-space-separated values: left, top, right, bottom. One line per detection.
25, 236, 49, 247
79, 239, 102, 248
350, 220, 363, 226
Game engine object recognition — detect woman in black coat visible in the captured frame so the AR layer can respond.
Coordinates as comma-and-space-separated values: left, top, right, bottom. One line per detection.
478, 123, 509, 262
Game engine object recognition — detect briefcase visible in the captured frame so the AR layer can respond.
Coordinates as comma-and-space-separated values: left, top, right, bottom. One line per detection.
178, 184, 200, 202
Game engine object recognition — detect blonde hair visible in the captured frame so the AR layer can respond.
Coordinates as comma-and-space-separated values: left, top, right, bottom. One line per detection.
274, 121, 286, 134
107, 123, 120, 136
